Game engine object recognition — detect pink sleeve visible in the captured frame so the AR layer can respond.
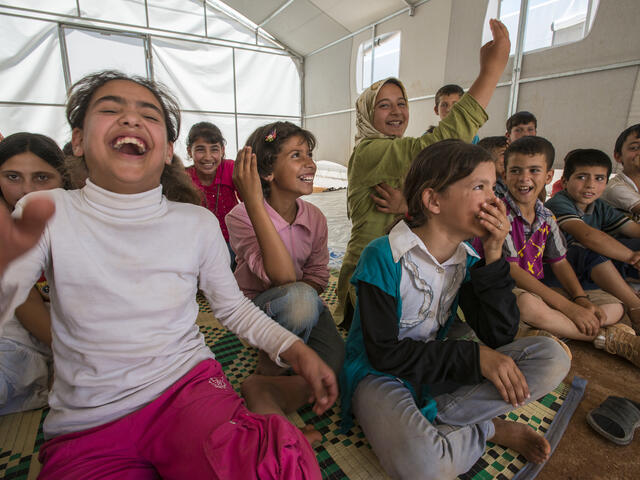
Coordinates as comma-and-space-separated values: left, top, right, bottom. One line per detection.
221, 160, 241, 202
225, 206, 272, 288
301, 207, 330, 289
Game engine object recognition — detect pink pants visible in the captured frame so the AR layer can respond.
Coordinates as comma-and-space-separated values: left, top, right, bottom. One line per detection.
39, 359, 321, 480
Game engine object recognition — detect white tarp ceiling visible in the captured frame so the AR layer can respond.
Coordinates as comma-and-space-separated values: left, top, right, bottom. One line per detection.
0, 0, 304, 159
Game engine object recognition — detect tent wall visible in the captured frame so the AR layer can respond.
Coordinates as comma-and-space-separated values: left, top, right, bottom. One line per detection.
0, 1, 302, 160
304, 0, 640, 168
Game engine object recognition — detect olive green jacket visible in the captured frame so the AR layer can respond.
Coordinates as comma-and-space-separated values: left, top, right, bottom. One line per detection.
337, 93, 488, 319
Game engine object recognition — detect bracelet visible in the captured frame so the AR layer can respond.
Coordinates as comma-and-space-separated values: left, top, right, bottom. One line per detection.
571, 295, 589, 302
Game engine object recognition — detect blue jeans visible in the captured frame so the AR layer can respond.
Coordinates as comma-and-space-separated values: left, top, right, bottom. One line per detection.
0, 338, 50, 415
352, 337, 570, 480
253, 282, 345, 375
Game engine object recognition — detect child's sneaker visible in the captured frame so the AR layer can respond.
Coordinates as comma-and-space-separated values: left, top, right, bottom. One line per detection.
594, 323, 640, 368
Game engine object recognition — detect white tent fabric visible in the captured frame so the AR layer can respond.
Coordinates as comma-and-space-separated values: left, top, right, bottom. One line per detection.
151, 37, 236, 113
0, 0, 302, 160
66, 29, 148, 83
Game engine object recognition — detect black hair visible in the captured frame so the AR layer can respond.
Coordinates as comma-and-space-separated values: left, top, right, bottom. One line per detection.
244, 121, 316, 198
0, 132, 69, 189
161, 154, 203, 205
504, 136, 555, 171
478, 136, 508, 152
614, 123, 640, 156
506, 111, 537, 133
403, 139, 493, 228
187, 122, 226, 150
435, 84, 464, 106
562, 149, 612, 181
65, 71, 203, 205
66, 70, 180, 143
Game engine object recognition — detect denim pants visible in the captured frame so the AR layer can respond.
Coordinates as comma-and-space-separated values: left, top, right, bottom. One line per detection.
352, 336, 570, 480
0, 338, 50, 415
253, 282, 345, 376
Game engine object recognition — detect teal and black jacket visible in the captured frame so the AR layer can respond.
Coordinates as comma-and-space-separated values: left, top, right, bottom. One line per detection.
339, 236, 518, 431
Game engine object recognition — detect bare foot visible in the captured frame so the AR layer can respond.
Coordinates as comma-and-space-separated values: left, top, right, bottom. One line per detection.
490, 418, 550, 464
255, 350, 288, 376
301, 424, 323, 447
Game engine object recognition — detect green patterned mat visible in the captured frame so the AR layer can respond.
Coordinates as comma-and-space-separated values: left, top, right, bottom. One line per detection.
197, 292, 571, 480
0, 272, 572, 479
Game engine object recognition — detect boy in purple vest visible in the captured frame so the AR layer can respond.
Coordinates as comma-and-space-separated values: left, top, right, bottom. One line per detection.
498, 137, 640, 366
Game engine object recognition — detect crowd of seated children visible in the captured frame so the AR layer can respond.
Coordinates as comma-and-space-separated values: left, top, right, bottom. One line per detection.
225, 121, 345, 444
184, 121, 239, 266
474, 136, 640, 367
3, 18, 638, 480
545, 148, 640, 338
0, 132, 68, 416
339, 139, 570, 479
478, 135, 508, 198
337, 18, 511, 327
0, 70, 337, 479
600, 124, 640, 221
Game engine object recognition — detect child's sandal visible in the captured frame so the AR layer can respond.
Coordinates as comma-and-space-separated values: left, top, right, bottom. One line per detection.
586, 396, 640, 445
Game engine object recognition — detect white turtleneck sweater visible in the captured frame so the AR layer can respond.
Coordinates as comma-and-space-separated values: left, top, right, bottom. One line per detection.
0, 180, 299, 438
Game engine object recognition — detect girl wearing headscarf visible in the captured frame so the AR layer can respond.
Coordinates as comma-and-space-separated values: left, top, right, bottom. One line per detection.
337, 19, 511, 326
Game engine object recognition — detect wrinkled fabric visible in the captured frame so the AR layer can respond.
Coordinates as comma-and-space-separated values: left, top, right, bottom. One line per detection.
39, 359, 321, 480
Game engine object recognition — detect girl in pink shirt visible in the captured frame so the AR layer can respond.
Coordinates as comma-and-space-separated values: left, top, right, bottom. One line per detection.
226, 122, 344, 444
185, 122, 239, 263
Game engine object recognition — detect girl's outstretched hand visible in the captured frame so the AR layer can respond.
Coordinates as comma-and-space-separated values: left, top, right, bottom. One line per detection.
479, 344, 530, 408
0, 197, 54, 275
478, 198, 509, 264
479, 19, 510, 79
233, 146, 263, 208
280, 340, 338, 415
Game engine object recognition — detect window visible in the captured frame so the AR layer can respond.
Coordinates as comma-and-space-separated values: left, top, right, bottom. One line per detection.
356, 32, 401, 93
64, 28, 148, 84
482, 0, 599, 55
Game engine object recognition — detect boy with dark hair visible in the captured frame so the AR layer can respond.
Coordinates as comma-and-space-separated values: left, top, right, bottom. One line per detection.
545, 148, 640, 336
495, 137, 640, 366
427, 84, 479, 144
434, 84, 465, 120
505, 111, 537, 144
478, 136, 508, 197
600, 124, 640, 221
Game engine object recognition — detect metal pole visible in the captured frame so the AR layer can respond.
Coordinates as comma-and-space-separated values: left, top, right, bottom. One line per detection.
507, 0, 529, 117
306, 0, 431, 57
203, 0, 208, 38
145, 34, 154, 80
58, 24, 72, 92
583, 0, 594, 37
232, 48, 239, 151
370, 25, 376, 85
258, 0, 294, 28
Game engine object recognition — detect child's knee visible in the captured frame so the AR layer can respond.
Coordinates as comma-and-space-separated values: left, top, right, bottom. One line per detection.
601, 303, 624, 325
275, 282, 322, 334
523, 336, 571, 392
517, 291, 543, 315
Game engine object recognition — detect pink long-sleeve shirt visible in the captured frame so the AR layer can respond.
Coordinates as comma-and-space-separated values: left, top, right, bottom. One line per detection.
226, 198, 330, 299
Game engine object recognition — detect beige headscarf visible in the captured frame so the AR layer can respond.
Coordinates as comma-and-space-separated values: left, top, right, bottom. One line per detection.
354, 77, 408, 145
